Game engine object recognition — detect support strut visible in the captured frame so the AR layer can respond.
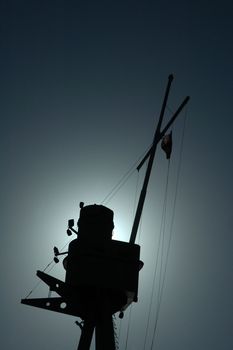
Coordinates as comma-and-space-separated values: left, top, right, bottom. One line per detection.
78, 320, 95, 350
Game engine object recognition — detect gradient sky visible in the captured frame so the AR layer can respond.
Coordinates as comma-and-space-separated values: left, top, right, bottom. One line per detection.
1, 1, 233, 349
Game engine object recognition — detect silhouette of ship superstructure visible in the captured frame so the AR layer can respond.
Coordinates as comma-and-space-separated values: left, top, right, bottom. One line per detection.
21, 75, 189, 350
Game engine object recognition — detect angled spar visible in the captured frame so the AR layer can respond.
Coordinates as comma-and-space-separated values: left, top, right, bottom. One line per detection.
129, 75, 190, 244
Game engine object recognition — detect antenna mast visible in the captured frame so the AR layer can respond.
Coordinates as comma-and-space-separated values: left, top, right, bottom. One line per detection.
129, 74, 190, 244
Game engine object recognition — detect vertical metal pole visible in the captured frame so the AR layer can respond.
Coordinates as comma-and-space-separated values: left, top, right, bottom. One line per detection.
77, 319, 95, 350
129, 74, 174, 244
95, 314, 115, 350
95, 297, 115, 350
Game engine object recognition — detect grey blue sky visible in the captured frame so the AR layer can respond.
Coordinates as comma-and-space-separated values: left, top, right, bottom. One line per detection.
1, 1, 233, 349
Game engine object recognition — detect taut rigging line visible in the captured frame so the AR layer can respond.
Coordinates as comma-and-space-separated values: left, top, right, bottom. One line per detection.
149, 104, 189, 350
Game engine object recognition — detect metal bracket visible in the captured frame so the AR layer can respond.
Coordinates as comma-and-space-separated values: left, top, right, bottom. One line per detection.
36, 270, 70, 297
21, 271, 86, 318
21, 297, 82, 317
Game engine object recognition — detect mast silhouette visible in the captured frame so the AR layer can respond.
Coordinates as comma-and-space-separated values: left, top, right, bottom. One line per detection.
130, 74, 189, 244
21, 74, 190, 350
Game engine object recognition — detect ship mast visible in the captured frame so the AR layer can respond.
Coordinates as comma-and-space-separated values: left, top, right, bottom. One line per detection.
130, 74, 189, 244
21, 74, 190, 350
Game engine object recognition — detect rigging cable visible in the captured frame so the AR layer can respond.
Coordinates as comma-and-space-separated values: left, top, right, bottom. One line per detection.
101, 145, 151, 205
142, 159, 170, 350
118, 171, 141, 350
150, 161, 170, 350
23, 147, 149, 300
124, 168, 144, 350
150, 106, 188, 350
23, 239, 72, 299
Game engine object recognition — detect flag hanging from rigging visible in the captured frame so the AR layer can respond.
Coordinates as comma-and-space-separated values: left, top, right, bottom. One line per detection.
161, 131, 173, 159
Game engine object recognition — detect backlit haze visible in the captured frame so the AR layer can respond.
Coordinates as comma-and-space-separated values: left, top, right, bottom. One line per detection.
1, 1, 233, 350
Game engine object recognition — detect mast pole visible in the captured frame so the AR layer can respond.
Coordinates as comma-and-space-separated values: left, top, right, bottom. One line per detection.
129, 75, 189, 244
129, 74, 173, 244
77, 320, 95, 350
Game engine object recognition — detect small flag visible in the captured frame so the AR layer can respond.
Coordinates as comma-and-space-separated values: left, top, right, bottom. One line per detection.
161, 131, 173, 159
